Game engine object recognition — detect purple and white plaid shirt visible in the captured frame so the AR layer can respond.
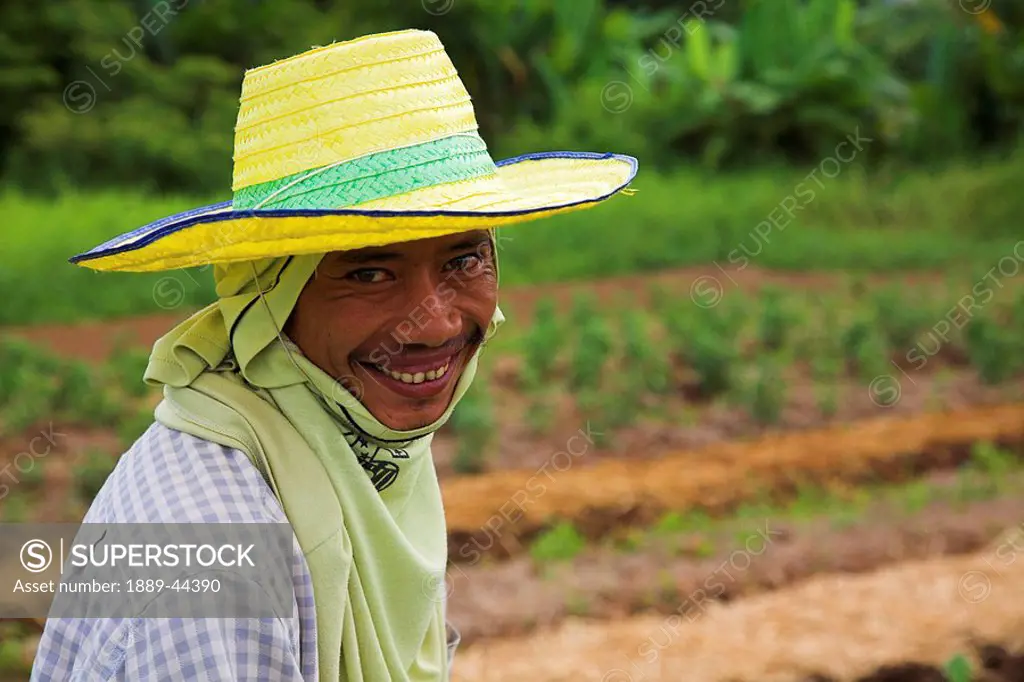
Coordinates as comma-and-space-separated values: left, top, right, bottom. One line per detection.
31, 423, 319, 680
31, 421, 459, 680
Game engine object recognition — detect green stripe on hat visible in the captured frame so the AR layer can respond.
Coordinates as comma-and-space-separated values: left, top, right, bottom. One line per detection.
233, 134, 497, 210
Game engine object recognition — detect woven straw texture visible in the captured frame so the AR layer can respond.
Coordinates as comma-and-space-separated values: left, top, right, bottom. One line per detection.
71, 29, 638, 273
75, 155, 636, 272
233, 31, 475, 190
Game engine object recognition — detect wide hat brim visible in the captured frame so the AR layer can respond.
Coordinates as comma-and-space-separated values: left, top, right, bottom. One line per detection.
70, 151, 637, 273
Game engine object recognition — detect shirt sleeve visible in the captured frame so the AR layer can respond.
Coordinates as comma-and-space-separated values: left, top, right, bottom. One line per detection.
110, 616, 306, 681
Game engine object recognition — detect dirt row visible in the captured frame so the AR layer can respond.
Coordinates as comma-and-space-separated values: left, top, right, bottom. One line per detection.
445, 476, 1024, 645
450, 531, 1024, 682
441, 403, 1024, 561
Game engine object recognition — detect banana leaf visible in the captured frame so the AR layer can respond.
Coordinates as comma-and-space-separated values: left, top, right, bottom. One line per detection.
684, 18, 711, 81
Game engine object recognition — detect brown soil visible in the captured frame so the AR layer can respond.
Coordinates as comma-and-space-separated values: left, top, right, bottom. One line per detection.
450, 534, 1024, 682
5, 312, 193, 363
446, 472, 1024, 645
441, 403, 1024, 561
845, 651, 1024, 682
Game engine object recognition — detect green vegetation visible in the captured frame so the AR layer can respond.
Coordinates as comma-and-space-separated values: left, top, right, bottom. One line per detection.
569, 295, 613, 393
76, 448, 120, 500
529, 521, 587, 565
5, 265, 1024, 456
509, 276, 1024, 432
4, 148, 1024, 326
0, 337, 120, 433
4, 0, 1023, 191
943, 653, 973, 682
598, 441, 1022, 557
447, 382, 496, 475
0, 336, 154, 446
520, 296, 561, 391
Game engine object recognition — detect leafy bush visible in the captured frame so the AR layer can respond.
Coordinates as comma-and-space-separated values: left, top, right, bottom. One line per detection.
943, 653, 972, 682
740, 356, 787, 426
0, 337, 131, 432
520, 296, 561, 390
75, 449, 119, 501
529, 521, 586, 564
620, 308, 671, 394
4, 0, 1024, 193
117, 408, 155, 449
569, 295, 613, 392
871, 285, 926, 351
758, 287, 792, 352
964, 314, 1020, 384
449, 383, 495, 474
108, 343, 155, 399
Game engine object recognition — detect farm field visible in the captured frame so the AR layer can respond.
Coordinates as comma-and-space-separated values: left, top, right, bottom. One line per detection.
3, 241, 1024, 680
7, 0, 1024, 678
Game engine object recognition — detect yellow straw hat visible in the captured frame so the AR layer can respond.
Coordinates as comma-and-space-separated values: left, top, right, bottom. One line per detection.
70, 29, 638, 273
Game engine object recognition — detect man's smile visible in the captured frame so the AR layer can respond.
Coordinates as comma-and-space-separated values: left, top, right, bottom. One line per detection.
351, 332, 479, 400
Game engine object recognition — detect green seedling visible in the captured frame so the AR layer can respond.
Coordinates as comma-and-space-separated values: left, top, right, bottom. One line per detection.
117, 408, 155, 449
621, 308, 671, 394
75, 449, 119, 501
943, 653, 972, 682
738, 356, 786, 425
964, 315, 1019, 385
530, 521, 586, 564
570, 314, 613, 392
108, 345, 154, 398
521, 296, 561, 389
758, 286, 791, 352
900, 479, 934, 514
525, 390, 556, 436
449, 383, 495, 474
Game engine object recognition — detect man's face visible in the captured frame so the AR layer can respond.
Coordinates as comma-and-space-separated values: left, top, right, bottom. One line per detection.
285, 229, 498, 431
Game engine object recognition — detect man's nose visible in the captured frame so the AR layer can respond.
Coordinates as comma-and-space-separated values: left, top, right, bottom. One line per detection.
397, 269, 462, 347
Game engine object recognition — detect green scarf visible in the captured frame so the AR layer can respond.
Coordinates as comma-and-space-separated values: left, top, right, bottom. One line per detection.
144, 252, 503, 681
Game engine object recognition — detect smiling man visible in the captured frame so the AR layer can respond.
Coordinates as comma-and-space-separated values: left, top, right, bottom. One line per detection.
32, 29, 635, 682
287, 230, 498, 433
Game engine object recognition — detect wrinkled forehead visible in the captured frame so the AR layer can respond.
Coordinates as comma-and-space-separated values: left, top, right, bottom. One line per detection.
320, 229, 495, 266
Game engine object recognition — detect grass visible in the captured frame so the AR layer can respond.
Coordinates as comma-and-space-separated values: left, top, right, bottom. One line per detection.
0, 335, 153, 440
447, 380, 496, 474
530, 521, 587, 565
594, 441, 1022, 557
944, 653, 973, 682
3, 149, 1024, 326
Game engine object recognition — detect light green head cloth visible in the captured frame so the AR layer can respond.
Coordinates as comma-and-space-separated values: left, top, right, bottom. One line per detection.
144, 237, 504, 682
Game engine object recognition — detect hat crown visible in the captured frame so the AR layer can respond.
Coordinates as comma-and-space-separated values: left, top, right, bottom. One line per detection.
231, 30, 485, 195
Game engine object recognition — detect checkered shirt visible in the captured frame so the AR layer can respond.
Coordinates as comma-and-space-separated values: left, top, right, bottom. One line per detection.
30, 421, 457, 680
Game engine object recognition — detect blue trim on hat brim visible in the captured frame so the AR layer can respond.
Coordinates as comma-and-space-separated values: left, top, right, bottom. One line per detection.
68, 152, 638, 265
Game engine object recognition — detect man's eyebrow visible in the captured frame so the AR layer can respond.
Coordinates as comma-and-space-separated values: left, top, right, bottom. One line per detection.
332, 233, 490, 265
334, 250, 403, 264
448, 234, 491, 253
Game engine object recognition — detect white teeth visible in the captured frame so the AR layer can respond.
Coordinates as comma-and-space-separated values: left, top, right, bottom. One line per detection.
376, 362, 450, 384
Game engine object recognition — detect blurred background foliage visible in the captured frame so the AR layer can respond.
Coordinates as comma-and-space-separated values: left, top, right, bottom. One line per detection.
0, 0, 1022, 196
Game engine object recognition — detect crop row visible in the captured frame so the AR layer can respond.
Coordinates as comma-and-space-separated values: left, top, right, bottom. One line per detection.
447, 278, 1024, 470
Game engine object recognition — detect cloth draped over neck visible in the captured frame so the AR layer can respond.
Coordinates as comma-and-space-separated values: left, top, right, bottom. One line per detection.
142, 248, 502, 681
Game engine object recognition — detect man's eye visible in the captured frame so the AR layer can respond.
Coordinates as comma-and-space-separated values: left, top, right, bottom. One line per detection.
347, 269, 390, 283
447, 254, 482, 273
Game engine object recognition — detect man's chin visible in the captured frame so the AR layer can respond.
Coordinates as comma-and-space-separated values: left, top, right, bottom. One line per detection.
362, 397, 450, 432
